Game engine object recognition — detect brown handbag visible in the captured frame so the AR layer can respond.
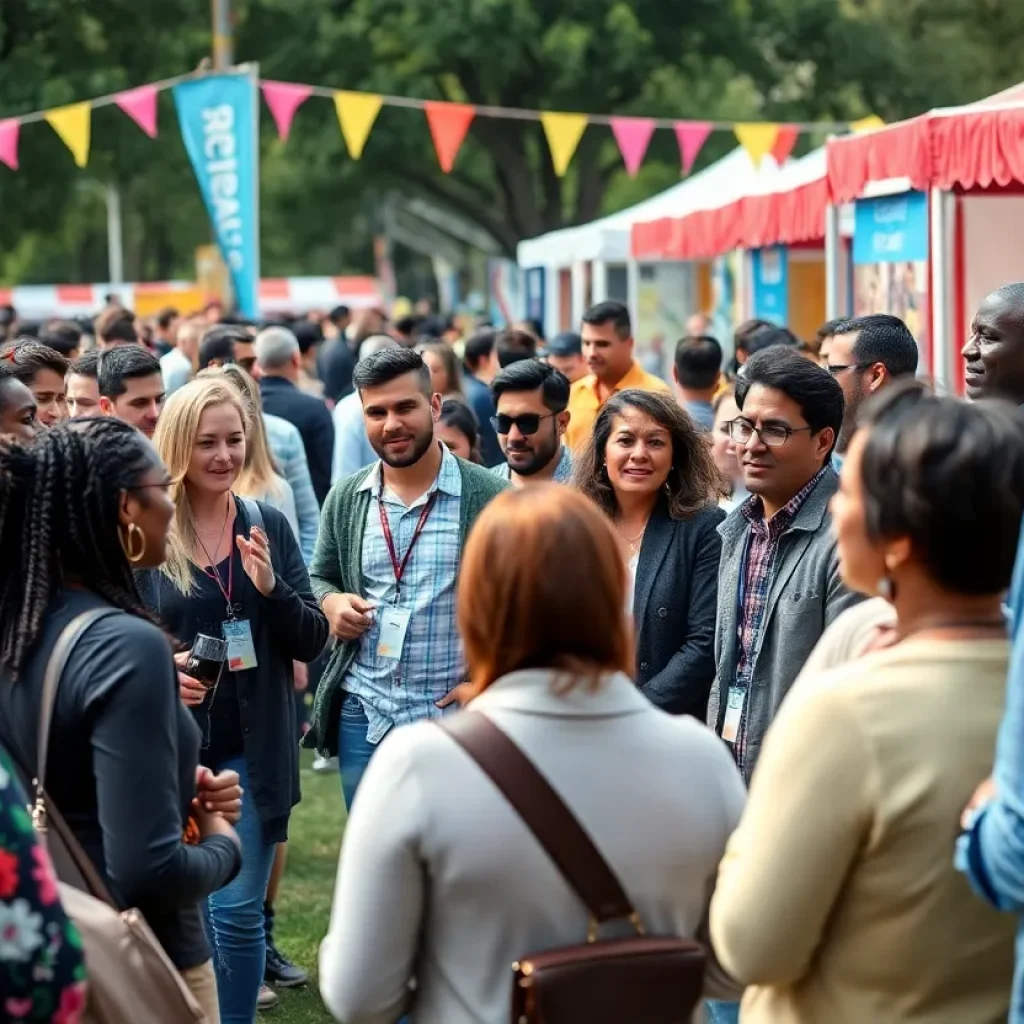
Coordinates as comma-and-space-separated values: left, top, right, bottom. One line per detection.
438, 711, 706, 1024
21, 610, 206, 1024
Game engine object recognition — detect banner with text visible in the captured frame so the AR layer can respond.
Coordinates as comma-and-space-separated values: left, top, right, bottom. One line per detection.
751, 245, 789, 326
174, 70, 260, 318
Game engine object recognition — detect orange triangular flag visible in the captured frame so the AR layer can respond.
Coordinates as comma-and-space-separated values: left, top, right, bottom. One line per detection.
424, 102, 476, 173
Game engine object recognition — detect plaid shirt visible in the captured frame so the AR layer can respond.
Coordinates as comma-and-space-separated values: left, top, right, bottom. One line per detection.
490, 444, 574, 484
343, 444, 464, 744
733, 466, 829, 767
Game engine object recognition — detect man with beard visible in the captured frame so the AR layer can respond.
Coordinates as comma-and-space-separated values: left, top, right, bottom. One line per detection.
824, 314, 918, 469
307, 348, 507, 806
489, 359, 573, 486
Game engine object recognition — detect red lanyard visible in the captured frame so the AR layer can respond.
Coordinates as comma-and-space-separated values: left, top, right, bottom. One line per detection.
377, 490, 438, 598
200, 541, 235, 618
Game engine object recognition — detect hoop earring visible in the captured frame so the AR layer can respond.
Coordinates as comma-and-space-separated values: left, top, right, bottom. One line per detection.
120, 522, 147, 564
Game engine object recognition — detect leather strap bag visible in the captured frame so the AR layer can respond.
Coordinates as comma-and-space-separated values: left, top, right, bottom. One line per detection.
15, 609, 205, 1024
438, 711, 706, 1024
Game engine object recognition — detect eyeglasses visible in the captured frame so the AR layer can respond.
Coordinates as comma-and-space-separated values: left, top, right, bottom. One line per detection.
826, 362, 870, 377
728, 419, 813, 448
490, 412, 556, 436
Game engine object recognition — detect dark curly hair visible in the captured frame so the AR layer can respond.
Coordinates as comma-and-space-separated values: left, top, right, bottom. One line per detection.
573, 389, 726, 519
0, 417, 158, 678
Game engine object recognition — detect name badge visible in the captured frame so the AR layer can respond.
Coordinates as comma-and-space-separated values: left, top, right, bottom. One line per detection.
377, 606, 412, 661
722, 686, 745, 744
223, 619, 258, 671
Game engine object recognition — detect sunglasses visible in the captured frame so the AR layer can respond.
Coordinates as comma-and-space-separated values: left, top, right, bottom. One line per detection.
490, 412, 556, 436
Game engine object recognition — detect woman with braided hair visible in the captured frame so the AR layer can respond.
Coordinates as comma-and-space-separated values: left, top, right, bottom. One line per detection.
0, 417, 243, 1023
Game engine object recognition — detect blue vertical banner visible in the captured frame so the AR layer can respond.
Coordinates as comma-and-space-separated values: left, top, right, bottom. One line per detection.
524, 267, 546, 327
751, 245, 789, 326
174, 67, 260, 318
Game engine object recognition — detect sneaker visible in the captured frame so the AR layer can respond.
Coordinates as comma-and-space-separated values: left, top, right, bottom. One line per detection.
312, 754, 338, 774
256, 984, 279, 1011
265, 941, 308, 988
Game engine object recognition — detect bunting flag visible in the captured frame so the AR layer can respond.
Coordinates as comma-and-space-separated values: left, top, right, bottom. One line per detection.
674, 121, 712, 175
45, 102, 91, 168
541, 112, 588, 177
115, 85, 158, 138
734, 122, 780, 167
424, 101, 475, 173
261, 81, 312, 141
770, 125, 800, 165
610, 116, 656, 177
0, 120, 19, 171
851, 115, 885, 134
333, 90, 382, 159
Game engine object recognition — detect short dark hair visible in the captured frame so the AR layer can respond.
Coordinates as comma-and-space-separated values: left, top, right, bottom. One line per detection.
674, 335, 723, 390
98, 345, 162, 398
734, 319, 775, 354
859, 380, 1024, 594
394, 315, 420, 336
491, 359, 570, 413
156, 307, 179, 331
816, 317, 847, 341
39, 320, 83, 357
328, 305, 351, 326
292, 320, 322, 355
94, 307, 138, 345
495, 327, 537, 369
832, 314, 919, 377
581, 301, 630, 340
0, 339, 69, 384
736, 346, 844, 457
463, 329, 497, 370
747, 324, 801, 356
69, 350, 100, 379
353, 347, 432, 394
198, 324, 249, 369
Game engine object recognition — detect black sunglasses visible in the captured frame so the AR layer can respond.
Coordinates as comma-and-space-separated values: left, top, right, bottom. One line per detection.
490, 412, 556, 436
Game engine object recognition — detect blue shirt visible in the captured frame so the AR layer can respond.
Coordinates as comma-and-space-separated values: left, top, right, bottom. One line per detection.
343, 444, 464, 744
957, 518, 1024, 1020
683, 399, 715, 432
490, 444, 573, 484
331, 391, 377, 484
464, 373, 504, 468
263, 413, 319, 566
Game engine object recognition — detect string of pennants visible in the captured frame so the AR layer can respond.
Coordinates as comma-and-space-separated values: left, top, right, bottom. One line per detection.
0, 74, 884, 178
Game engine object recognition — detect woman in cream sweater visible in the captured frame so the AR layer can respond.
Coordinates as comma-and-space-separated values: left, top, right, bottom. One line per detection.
710, 381, 1024, 1023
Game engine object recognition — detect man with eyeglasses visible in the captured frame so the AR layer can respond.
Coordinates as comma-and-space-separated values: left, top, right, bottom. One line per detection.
489, 360, 573, 487
823, 314, 918, 468
707, 347, 862, 786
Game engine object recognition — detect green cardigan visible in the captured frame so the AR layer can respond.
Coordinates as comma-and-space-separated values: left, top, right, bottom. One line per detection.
305, 457, 509, 756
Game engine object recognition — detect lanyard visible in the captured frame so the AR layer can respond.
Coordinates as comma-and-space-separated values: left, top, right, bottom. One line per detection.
377, 490, 438, 599
199, 539, 236, 619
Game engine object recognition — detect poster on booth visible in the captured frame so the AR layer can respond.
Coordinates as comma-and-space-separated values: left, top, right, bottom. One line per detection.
637, 262, 692, 380
523, 267, 546, 330
751, 246, 789, 326
173, 69, 260, 319
852, 191, 928, 348
487, 259, 523, 327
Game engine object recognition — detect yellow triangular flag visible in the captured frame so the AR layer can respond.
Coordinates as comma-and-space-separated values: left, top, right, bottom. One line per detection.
45, 102, 91, 168
851, 115, 885, 134
734, 123, 780, 167
541, 112, 588, 177
333, 91, 383, 160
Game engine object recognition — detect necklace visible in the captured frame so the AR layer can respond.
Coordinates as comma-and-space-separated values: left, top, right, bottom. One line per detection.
613, 521, 647, 558
192, 497, 232, 566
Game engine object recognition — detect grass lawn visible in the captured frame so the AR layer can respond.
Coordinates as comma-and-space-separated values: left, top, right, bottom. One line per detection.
270, 751, 347, 1023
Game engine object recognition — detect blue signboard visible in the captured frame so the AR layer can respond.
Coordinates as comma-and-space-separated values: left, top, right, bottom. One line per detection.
751, 246, 789, 326
853, 191, 928, 265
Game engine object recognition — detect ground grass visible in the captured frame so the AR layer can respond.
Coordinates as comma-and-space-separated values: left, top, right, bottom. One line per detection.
270, 751, 346, 1023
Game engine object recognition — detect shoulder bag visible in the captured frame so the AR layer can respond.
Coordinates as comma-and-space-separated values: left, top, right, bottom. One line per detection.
438, 711, 706, 1024
18, 609, 205, 1024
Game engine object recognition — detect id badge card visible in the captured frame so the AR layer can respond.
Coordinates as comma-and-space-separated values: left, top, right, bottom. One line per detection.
722, 686, 746, 744
377, 606, 411, 661
223, 619, 259, 671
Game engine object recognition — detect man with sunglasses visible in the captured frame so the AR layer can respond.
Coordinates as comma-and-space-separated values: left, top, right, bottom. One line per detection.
707, 346, 862, 786
489, 360, 573, 487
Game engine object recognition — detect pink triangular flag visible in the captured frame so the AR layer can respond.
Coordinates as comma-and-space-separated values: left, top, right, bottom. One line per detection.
610, 116, 656, 177
261, 82, 313, 142
0, 119, 19, 170
674, 121, 712, 175
115, 85, 158, 138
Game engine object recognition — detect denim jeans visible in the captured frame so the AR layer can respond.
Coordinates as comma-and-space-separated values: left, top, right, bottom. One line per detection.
706, 1000, 741, 1023
205, 755, 277, 1024
338, 693, 380, 811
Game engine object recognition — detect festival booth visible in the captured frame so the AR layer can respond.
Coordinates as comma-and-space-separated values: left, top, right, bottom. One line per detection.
516, 148, 771, 346
825, 80, 1024, 392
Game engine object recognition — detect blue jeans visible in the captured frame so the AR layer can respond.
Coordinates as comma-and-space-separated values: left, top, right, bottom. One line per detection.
338, 693, 379, 811
206, 755, 277, 1024
706, 1001, 740, 1023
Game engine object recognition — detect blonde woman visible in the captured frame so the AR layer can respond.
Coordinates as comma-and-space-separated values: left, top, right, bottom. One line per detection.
136, 377, 328, 1024
199, 364, 300, 543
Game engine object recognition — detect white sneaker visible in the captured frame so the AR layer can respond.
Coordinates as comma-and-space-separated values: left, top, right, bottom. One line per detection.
257, 983, 279, 1011
312, 754, 338, 774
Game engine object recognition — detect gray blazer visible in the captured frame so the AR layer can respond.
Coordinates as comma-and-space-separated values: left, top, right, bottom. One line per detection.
706, 469, 863, 780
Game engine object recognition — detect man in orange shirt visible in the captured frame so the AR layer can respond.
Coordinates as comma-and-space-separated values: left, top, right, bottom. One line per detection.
565, 301, 672, 450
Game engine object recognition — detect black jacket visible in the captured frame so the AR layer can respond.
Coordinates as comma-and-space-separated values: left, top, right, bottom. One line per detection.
633, 501, 724, 719
259, 375, 335, 505
138, 497, 329, 839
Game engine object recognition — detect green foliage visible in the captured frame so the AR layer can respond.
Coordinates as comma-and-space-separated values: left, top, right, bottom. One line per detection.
0, 0, 1020, 283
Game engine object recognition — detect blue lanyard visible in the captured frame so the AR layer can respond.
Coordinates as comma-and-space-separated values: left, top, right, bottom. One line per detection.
735, 530, 753, 640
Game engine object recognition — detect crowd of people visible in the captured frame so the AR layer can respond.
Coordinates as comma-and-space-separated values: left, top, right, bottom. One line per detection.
3, 284, 1024, 1024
